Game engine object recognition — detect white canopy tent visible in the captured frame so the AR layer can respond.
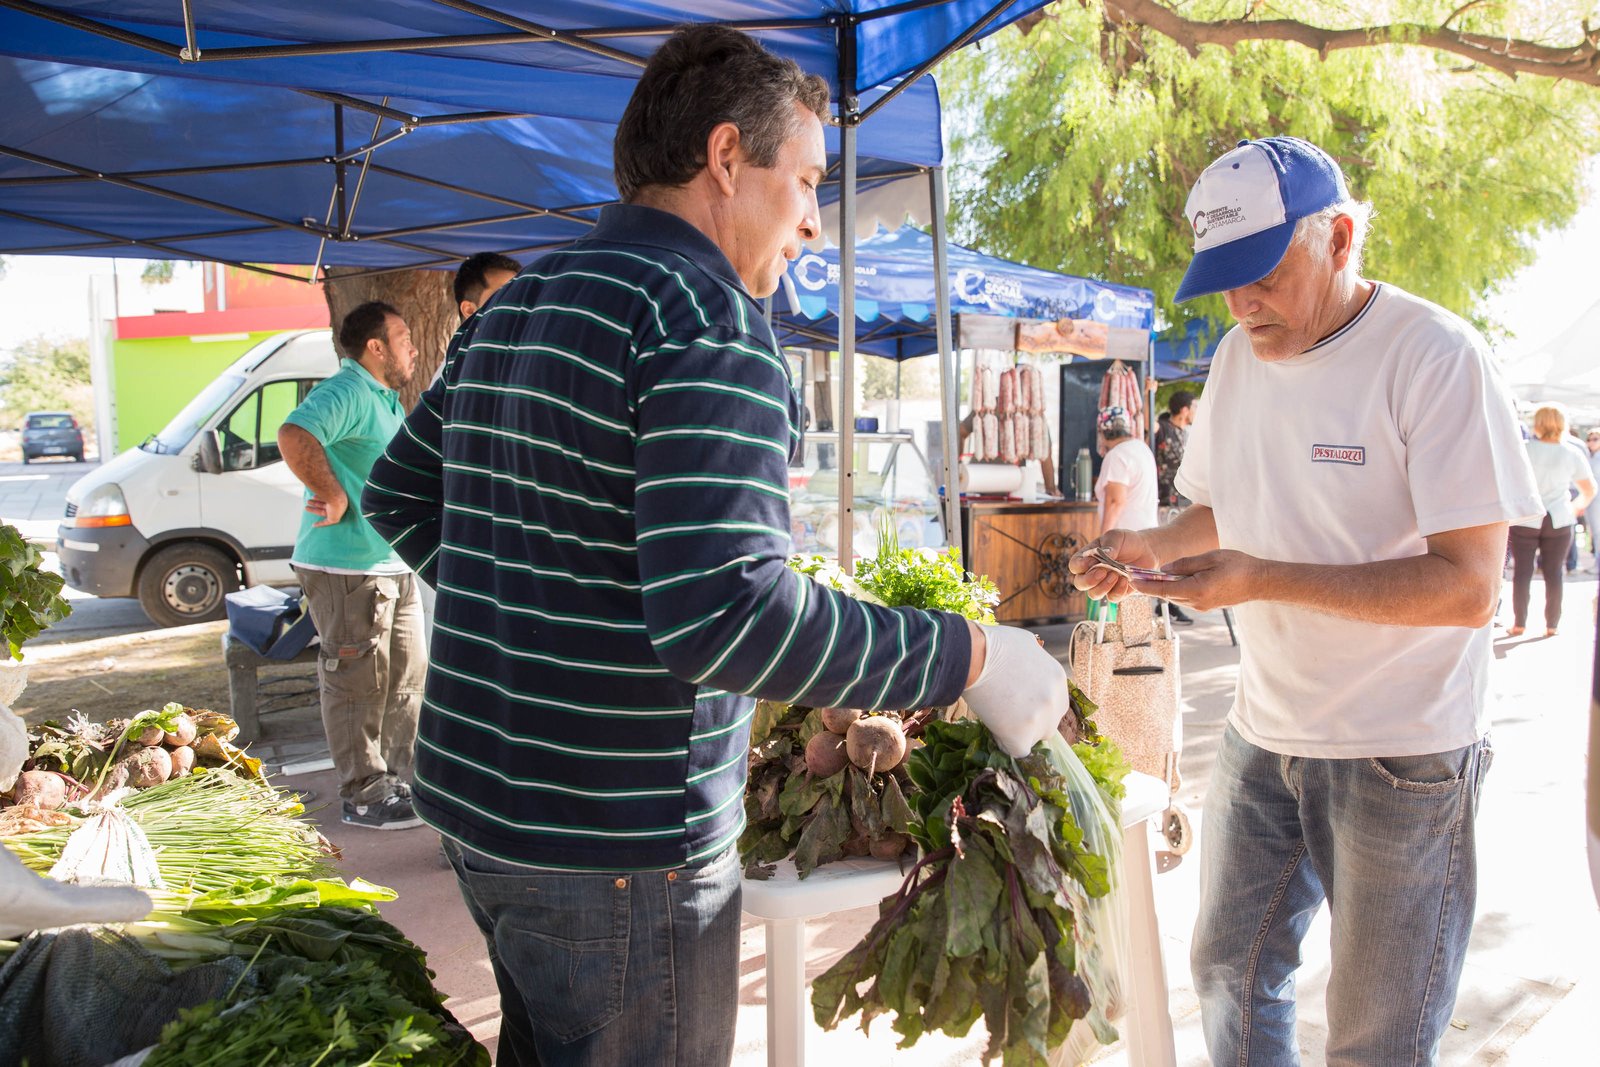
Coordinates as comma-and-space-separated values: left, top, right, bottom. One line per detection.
1504, 298, 1600, 420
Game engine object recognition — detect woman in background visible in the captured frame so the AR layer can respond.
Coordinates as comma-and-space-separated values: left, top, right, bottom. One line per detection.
1509, 404, 1596, 637
1094, 405, 1158, 535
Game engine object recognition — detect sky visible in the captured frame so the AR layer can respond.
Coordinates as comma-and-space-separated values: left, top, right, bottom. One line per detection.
1, 160, 1596, 362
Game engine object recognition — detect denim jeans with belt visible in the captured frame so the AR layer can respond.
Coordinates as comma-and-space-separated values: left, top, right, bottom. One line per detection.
443, 839, 743, 1067
1192, 724, 1493, 1067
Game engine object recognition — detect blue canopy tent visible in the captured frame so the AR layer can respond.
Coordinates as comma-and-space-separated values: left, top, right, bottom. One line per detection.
0, 56, 943, 278
775, 224, 1157, 360
1152, 318, 1222, 382
0, 0, 1064, 563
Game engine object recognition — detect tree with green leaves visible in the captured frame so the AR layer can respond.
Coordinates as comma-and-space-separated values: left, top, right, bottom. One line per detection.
948, 1, 1600, 340
0, 336, 93, 431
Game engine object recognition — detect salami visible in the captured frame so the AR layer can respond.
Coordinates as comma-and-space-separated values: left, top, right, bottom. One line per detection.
968, 413, 986, 460
1028, 365, 1046, 414
980, 366, 997, 412
983, 413, 1000, 461
1030, 413, 1049, 461
998, 368, 1016, 414
1018, 364, 1033, 413
999, 414, 1018, 465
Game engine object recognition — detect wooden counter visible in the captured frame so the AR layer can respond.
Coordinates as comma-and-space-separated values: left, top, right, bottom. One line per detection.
961, 498, 1099, 625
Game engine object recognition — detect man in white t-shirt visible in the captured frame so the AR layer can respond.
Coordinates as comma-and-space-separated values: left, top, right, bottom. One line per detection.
1069, 136, 1539, 1066
1093, 405, 1159, 534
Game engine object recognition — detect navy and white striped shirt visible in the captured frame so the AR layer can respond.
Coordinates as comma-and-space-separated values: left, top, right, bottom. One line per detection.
364, 204, 970, 871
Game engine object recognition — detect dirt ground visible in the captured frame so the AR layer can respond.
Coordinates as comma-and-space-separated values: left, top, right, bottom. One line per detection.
11, 619, 317, 727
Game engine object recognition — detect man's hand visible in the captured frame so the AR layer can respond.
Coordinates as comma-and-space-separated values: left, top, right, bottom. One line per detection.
962, 624, 1070, 757
305, 489, 350, 527
1140, 549, 1263, 612
1068, 529, 1159, 604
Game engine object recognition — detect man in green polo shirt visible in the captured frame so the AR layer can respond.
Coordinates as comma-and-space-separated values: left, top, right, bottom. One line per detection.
279, 300, 426, 830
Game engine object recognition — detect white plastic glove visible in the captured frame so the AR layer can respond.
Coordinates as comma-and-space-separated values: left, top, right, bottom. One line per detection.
962, 624, 1070, 757
0, 847, 153, 938
0, 702, 26, 792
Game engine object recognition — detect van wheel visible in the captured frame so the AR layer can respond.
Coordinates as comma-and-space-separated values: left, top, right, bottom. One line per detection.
137, 543, 238, 627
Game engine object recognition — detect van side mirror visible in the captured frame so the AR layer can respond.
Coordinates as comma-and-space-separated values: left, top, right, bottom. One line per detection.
192, 429, 222, 474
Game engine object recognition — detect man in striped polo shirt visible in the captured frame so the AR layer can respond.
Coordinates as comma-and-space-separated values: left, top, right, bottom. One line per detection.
365, 25, 1065, 1066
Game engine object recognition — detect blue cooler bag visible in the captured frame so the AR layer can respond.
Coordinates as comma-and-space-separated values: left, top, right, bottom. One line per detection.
225, 585, 318, 660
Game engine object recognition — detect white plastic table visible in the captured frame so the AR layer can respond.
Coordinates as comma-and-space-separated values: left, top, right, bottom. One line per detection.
741, 770, 1176, 1067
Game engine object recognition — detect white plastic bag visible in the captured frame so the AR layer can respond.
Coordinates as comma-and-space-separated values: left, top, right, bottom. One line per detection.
1042, 733, 1133, 1066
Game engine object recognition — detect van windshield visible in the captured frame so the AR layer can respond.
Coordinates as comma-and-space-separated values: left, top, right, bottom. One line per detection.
143, 374, 247, 454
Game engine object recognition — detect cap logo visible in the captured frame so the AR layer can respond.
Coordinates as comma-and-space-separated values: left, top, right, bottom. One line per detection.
1193, 204, 1245, 240
1192, 211, 1209, 238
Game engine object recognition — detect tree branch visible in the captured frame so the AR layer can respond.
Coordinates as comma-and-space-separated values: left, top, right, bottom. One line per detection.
1102, 0, 1600, 86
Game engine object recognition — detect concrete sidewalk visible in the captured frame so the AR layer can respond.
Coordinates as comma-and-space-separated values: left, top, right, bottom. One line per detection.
264, 571, 1598, 1066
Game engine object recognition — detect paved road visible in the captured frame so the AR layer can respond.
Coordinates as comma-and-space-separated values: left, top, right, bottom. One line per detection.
0, 457, 160, 642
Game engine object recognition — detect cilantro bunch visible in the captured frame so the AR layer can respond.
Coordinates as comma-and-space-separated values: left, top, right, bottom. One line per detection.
812, 719, 1128, 1066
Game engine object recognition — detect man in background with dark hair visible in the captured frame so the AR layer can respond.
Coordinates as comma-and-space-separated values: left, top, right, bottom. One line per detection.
280, 300, 425, 831
1155, 388, 1195, 509
453, 251, 521, 321
365, 24, 1064, 1065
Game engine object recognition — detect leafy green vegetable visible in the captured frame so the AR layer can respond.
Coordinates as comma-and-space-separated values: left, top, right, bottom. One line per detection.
0, 523, 69, 659
140, 907, 487, 1066
811, 719, 1128, 1066
145, 957, 478, 1067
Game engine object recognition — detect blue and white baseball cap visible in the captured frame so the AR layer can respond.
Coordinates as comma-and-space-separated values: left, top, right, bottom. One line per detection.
1173, 137, 1349, 303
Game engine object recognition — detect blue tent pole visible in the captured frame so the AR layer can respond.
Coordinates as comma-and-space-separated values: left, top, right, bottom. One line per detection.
929, 165, 962, 559
837, 121, 858, 574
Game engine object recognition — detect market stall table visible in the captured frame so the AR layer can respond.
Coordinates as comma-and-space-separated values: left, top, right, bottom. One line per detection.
741, 769, 1176, 1067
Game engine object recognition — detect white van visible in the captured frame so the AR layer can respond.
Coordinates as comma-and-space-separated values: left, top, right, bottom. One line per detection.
57, 330, 338, 627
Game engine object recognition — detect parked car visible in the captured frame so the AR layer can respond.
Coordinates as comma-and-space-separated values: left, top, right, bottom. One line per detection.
22, 411, 85, 463
57, 330, 337, 627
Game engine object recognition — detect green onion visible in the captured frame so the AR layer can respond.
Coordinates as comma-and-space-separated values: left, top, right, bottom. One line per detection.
3, 769, 333, 893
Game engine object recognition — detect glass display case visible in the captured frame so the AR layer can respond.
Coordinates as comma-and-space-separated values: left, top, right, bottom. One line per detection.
788, 431, 946, 558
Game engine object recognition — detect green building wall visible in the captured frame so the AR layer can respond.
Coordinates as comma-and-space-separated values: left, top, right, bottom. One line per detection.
110, 332, 279, 455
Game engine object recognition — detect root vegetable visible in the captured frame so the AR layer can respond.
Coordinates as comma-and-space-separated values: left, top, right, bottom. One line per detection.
819, 707, 861, 735
86, 762, 128, 801
135, 723, 166, 747
169, 745, 196, 776
9, 770, 68, 810
869, 831, 910, 861
846, 717, 908, 776
804, 732, 850, 778
163, 714, 197, 748
842, 832, 872, 858
123, 746, 173, 788
890, 736, 922, 773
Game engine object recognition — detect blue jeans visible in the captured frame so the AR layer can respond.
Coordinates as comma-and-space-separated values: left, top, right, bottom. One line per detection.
1192, 725, 1493, 1067
443, 840, 743, 1066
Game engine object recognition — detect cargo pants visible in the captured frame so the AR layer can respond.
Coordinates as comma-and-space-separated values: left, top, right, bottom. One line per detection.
295, 568, 426, 804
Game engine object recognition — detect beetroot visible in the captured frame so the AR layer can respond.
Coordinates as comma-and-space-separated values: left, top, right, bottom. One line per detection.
163, 714, 197, 747
9, 770, 67, 810
819, 707, 861, 735
134, 723, 165, 747
869, 831, 910, 861
168, 745, 196, 776
122, 746, 172, 788
846, 717, 907, 776
804, 732, 850, 778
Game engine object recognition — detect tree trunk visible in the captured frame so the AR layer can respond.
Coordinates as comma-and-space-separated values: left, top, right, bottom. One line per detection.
322, 268, 457, 411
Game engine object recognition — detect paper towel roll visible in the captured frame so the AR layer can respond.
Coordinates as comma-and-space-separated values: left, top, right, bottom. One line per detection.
961, 462, 1023, 495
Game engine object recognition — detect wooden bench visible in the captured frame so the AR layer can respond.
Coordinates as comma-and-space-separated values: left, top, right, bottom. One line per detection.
221, 634, 320, 744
